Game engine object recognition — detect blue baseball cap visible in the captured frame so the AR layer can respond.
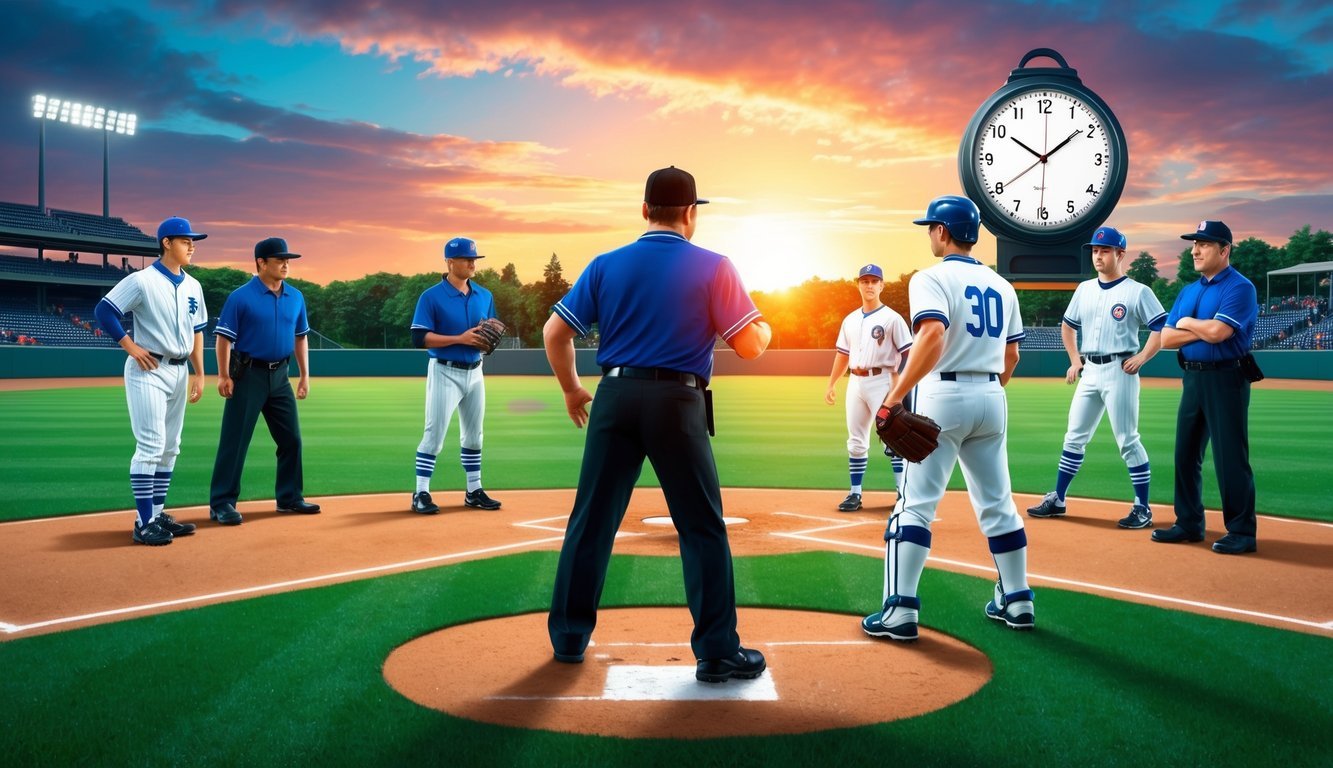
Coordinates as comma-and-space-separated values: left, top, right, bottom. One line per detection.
254, 237, 301, 260
157, 216, 207, 241
444, 237, 484, 259
1085, 226, 1127, 250
1181, 220, 1232, 245
858, 264, 884, 280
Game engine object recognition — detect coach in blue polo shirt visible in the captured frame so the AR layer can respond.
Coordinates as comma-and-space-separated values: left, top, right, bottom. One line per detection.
208, 237, 319, 525
543, 165, 774, 684
1155, 220, 1259, 554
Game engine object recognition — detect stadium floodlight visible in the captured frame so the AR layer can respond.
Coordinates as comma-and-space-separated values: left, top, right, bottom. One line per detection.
32, 94, 138, 216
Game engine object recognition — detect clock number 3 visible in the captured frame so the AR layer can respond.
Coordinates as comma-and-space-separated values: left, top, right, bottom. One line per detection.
964, 286, 1004, 338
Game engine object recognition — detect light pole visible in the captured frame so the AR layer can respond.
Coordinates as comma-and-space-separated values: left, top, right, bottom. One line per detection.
32, 95, 137, 216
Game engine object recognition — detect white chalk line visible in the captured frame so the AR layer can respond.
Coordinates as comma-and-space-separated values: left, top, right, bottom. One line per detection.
774, 531, 1332, 633
595, 640, 872, 649
1, 535, 566, 635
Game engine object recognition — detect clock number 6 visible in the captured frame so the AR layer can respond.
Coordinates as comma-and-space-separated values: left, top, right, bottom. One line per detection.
964, 286, 1004, 339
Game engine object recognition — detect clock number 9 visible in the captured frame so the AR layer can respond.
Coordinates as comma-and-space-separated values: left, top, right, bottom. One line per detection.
983, 152, 993, 166
964, 286, 1004, 339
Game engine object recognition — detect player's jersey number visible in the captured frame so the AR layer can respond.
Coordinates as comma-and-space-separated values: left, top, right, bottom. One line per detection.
964, 286, 1004, 338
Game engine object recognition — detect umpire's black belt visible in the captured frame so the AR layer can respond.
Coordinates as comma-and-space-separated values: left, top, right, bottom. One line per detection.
1179, 358, 1240, 371
603, 366, 702, 389
148, 352, 187, 365
436, 358, 482, 370
1084, 352, 1134, 365
940, 372, 997, 382
248, 356, 290, 370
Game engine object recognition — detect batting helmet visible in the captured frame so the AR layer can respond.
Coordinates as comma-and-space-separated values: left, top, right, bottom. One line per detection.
913, 195, 980, 244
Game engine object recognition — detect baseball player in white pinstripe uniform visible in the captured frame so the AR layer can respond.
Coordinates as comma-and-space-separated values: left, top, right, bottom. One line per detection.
1027, 226, 1166, 529
862, 195, 1033, 642
93, 217, 209, 546
825, 264, 912, 511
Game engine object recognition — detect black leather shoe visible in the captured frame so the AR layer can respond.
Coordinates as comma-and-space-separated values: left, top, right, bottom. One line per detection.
277, 500, 321, 514
209, 504, 243, 526
837, 492, 863, 512
157, 512, 196, 537
411, 491, 440, 515
1151, 525, 1204, 543
695, 647, 766, 683
553, 651, 584, 664
1212, 533, 1257, 555
464, 488, 501, 510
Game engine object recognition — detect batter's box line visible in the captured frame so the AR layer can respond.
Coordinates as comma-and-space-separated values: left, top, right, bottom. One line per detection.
514, 515, 643, 539
2, 535, 567, 636
777, 532, 1332, 634
0, 620, 18, 634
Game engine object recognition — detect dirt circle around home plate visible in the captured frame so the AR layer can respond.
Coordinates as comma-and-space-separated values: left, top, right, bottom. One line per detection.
383, 606, 992, 739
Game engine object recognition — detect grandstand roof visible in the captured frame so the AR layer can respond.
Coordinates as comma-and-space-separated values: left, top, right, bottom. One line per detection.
1267, 261, 1333, 276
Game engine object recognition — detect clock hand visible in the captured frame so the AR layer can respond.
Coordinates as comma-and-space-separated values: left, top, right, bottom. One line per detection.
1044, 129, 1083, 160
1010, 136, 1043, 159
1004, 157, 1043, 188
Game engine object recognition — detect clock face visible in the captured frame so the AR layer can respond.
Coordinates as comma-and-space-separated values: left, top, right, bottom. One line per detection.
972, 88, 1114, 231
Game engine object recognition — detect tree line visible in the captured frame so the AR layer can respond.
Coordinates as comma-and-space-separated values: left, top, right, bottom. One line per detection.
187, 225, 1330, 349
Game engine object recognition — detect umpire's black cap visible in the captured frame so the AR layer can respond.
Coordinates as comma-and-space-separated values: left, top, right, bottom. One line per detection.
255, 237, 302, 259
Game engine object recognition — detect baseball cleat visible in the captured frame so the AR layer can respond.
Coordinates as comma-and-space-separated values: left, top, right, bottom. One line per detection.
464, 488, 501, 510
156, 512, 196, 537
695, 647, 766, 683
1118, 504, 1153, 529
862, 611, 918, 642
837, 492, 863, 512
132, 520, 173, 546
1026, 491, 1066, 518
411, 491, 440, 515
985, 582, 1035, 630
209, 504, 243, 526
276, 500, 321, 514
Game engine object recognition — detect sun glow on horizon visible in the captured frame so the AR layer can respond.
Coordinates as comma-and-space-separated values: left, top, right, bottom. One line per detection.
705, 213, 846, 292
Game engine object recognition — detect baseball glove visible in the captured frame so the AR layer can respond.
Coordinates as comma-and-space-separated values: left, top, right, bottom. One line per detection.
474, 318, 508, 355
875, 403, 941, 463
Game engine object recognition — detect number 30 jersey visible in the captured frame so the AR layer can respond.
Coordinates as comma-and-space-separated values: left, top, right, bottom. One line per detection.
909, 254, 1025, 374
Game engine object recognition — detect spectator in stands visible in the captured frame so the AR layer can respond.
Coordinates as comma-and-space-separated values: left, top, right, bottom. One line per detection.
1156, 220, 1258, 556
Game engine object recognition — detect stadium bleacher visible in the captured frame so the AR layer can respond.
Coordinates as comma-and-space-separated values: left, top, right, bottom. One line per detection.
0, 202, 74, 234
47, 209, 155, 243
1020, 326, 1064, 350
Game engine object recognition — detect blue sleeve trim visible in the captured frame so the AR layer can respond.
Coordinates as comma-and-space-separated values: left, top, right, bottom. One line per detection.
553, 302, 589, 337
835, 346, 850, 355
1215, 312, 1243, 330
214, 326, 238, 341
913, 310, 949, 330
1147, 312, 1167, 332
94, 298, 127, 342
897, 342, 912, 353
192, 322, 208, 332
721, 309, 762, 341
1062, 316, 1080, 330
1007, 332, 1027, 343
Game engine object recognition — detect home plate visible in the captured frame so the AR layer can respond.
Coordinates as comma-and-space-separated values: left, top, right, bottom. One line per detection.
602, 665, 778, 701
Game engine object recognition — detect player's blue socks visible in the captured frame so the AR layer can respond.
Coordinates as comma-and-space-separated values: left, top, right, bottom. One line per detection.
1128, 461, 1150, 507
461, 447, 482, 492
130, 473, 154, 527
152, 469, 173, 519
1054, 450, 1083, 502
415, 451, 436, 493
849, 455, 868, 493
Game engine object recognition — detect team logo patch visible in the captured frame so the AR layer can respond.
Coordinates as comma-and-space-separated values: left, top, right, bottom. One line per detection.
1110, 303, 1127, 321
871, 325, 885, 345
188, 297, 198, 315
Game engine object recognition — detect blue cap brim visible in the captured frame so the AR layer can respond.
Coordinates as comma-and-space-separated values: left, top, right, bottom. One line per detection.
1180, 234, 1229, 244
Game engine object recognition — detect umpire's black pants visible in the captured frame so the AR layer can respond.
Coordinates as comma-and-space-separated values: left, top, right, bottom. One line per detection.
1172, 368, 1256, 537
548, 376, 740, 660
210, 365, 305, 509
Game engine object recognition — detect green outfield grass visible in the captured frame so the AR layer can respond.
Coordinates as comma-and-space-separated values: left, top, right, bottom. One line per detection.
0, 376, 1328, 521
1, 552, 1329, 767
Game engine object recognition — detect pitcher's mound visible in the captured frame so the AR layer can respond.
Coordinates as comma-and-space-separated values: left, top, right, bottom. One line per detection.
384, 606, 991, 739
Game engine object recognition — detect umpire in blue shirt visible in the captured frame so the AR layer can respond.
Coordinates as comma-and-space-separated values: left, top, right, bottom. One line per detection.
543, 166, 774, 683
1156, 221, 1259, 554
209, 237, 320, 524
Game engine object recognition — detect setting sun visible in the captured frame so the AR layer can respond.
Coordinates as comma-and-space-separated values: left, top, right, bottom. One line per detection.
707, 213, 840, 292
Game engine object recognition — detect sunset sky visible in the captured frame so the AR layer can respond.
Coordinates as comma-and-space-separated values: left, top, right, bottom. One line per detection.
1, 0, 1330, 291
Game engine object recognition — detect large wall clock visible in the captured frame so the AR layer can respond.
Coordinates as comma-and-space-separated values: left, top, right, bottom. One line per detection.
958, 48, 1128, 284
